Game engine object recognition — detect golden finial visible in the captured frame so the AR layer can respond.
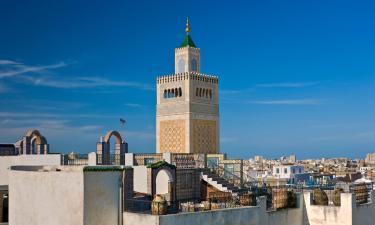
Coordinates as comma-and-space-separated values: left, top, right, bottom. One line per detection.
185, 17, 190, 34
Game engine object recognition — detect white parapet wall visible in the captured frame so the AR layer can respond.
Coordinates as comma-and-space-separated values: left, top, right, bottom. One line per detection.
0, 154, 62, 186
124, 196, 305, 225
123, 192, 375, 225
303, 191, 375, 225
9, 165, 122, 225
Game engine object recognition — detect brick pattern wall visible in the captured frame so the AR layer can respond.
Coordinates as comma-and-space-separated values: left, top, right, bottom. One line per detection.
159, 120, 186, 153
192, 119, 217, 154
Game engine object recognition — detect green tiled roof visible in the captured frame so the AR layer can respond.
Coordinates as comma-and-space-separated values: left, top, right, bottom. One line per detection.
180, 34, 197, 48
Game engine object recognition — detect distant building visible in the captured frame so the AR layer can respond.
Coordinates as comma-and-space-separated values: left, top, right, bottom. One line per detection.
273, 164, 305, 183
365, 153, 375, 166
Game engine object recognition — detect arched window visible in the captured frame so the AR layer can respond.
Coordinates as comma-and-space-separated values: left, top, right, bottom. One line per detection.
167, 89, 171, 98
196, 88, 199, 96
191, 58, 198, 72
178, 87, 182, 97
199, 88, 202, 97
205, 89, 208, 98
175, 88, 178, 98
178, 59, 185, 73
164, 90, 167, 98
209, 90, 212, 99
171, 89, 175, 98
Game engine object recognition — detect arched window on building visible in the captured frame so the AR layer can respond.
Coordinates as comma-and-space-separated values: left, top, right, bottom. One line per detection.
191, 58, 198, 72
196, 88, 199, 97
164, 90, 167, 98
199, 88, 202, 97
175, 88, 178, 98
178, 59, 185, 73
178, 87, 182, 97
209, 90, 212, 99
167, 89, 171, 98
171, 89, 175, 98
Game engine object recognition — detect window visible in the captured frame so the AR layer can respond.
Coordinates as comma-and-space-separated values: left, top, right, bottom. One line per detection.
299, 168, 302, 173
178, 59, 185, 73
276, 168, 280, 174
284, 168, 288, 174
209, 90, 212, 99
191, 58, 197, 72
292, 168, 295, 174
164, 87, 182, 98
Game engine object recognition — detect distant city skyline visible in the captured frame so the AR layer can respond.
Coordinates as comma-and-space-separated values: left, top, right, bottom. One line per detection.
1, 0, 375, 159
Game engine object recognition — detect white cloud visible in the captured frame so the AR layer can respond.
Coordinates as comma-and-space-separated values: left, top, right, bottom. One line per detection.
247, 99, 325, 105
256, 82, 320, 88
0, 59, 154, 91
124, 103, 143, 108
0, 60, 66, 78
23, 76, 153, 90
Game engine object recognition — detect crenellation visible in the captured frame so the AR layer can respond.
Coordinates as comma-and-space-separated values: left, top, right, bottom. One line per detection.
157, 72, 218, 84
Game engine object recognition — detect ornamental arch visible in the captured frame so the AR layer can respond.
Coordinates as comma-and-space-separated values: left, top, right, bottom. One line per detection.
16, 129, 49, 155
96, 130, 128, 165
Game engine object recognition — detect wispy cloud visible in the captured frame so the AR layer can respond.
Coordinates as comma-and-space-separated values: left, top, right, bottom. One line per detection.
0, 59, 153, 91
256, 82, 319, 88
247, 99, 325, 105
0, 60, 66, 78
21, 75, 153, 90
124, 103, 143, 108
221, 88, 255, 95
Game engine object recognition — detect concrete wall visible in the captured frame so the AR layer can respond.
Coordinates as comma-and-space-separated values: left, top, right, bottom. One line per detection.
124, 206, 261, 225
303, 192, 354, 225
83, 171, 121, 225
133, 166, 149, 194
0, 154, 61, 186
264, 194, 303, 225
9, 166, 84, 225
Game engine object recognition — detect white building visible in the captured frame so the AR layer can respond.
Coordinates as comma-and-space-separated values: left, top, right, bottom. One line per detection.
273, 165, 305, 180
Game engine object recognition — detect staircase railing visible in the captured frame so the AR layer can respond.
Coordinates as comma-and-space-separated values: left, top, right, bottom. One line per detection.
206, 161, 258, 192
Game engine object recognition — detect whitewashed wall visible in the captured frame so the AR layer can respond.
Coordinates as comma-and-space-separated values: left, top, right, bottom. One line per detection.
9, 166, 84, 225
84, 171, 121, 225
0, 154, 61, 186
133, 166, 148, 194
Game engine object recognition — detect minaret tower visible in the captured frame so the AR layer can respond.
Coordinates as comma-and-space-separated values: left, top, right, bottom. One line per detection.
156, 19, 220, 154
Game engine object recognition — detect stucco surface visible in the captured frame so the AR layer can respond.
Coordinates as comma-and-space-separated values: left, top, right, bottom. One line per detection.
133, 166, 148, 194
9, 167, 84, 225
84, 171, 121, 225
0, 154, 61, 186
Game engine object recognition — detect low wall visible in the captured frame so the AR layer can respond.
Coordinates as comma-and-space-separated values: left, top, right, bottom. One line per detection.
124, 206, 261, 225
265, 194, 303, 225
0, 154, 62, 186
9, 165, 123, 225
302, 191, 375, 225
9, 166, 84, 225
303, 192, 353, 225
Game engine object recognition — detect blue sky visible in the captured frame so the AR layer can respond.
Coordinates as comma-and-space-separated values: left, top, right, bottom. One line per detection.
0, 0, 375, 159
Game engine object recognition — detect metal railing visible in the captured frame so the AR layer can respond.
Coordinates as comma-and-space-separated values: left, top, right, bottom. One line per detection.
124, 197, 255, 215
61, 154, 88, 166
96, 154, 125, 165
